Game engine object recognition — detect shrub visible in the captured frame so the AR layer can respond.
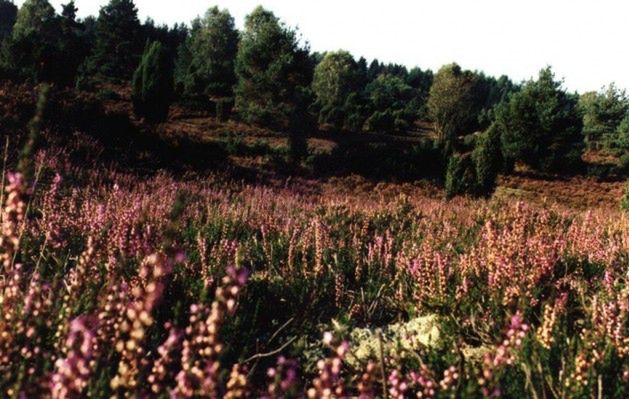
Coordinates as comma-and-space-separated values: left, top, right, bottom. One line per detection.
473, 124, 502, 196
132, 40, 173, 123
364, 109, 394, 133
445, 153, 477, 198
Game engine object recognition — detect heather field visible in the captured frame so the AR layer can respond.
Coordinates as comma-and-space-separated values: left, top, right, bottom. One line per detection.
2, 1, 629, 397
0, 147, 627, 398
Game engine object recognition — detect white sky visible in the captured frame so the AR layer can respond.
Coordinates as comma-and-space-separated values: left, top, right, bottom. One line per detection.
15, 0, 629, 93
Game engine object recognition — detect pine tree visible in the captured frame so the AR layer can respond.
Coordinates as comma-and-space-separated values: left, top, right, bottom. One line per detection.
235, 6, 313, 130
497, 67, 583, 173
180, 7, 238, 101
89, 0, 141, 80
132, 41, 173, 123
3, 0, 61, 82
0, 0, 17, 41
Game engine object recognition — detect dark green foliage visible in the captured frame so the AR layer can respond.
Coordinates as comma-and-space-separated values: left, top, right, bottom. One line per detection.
475, 73, 518, 128
364, 74, 415, 133
288, 87, 314, 164
445, 153, 477, 198
428, 63, 482, 143
406, 67, 433, 119
132, 41, 173, 123
142, 19, 187, 60
177, 7, 238, 102
579, 84, 629, 150
496, 67, 584, 173
342, 92, 369, 132
1, 0, 63, 82
312, 50, 363, 131
235, 6, 313, 130
364, 109, 394, 133
473, 124, 502, 196
0, 0, 17, 41
55, 1, 92, 86
614, 114, 629, 152
215, 98, 234, 122
88, 0, 142, 80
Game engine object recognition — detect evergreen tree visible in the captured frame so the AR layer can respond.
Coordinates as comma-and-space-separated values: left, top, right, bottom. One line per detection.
579, 84, 629, 149
615, 115, 629, 152
132, 40, 173, 123
445, 153, 477, 198
55, 1, 89, 85
235, 6, 312, 130
89, 0, 141, 80
364, 74, 415, 133
288, 86, 314, 164
3, 0, 61, 82
142, 18, 187, 61
496, 67, 584, 172
406, 67, 433, 119
473, 123, 502, 196
367, 59, 383, 82
0, 0, 17, 41
180, 7, 238, 101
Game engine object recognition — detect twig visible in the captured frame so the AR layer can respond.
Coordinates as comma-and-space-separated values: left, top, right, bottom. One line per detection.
267, 317, 294, 345
243, 336, 297, 364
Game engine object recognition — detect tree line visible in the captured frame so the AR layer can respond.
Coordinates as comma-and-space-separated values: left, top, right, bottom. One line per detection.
0, 0, 627, 197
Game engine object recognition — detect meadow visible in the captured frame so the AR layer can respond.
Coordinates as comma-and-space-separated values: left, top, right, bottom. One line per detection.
0, 124, 627, 397
1, 1, 628, 396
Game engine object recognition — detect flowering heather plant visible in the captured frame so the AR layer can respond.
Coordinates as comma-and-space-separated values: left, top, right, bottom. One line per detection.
0, 144, 626, 398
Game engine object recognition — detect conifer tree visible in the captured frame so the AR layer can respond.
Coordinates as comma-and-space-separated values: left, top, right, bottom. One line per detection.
0, 0, 17, 41
180, 7, 238, 101
89, 0, 141, 80
235, 6, 313, 129
132, 40, 173, 123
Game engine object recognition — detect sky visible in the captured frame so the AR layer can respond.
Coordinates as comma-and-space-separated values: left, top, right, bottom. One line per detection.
14, 0, 629, 93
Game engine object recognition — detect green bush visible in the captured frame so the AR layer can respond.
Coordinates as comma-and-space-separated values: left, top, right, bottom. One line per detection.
445, 153, 477, 198
473, 124, 502, 196
364, 109, 394, 133
132, 40, 173, 123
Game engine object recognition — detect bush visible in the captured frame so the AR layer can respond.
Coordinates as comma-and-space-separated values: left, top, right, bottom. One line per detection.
364, 109, 394, 133
445, 153, 477, 198
473, 124, 502, 196
132, 40, 173, 123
